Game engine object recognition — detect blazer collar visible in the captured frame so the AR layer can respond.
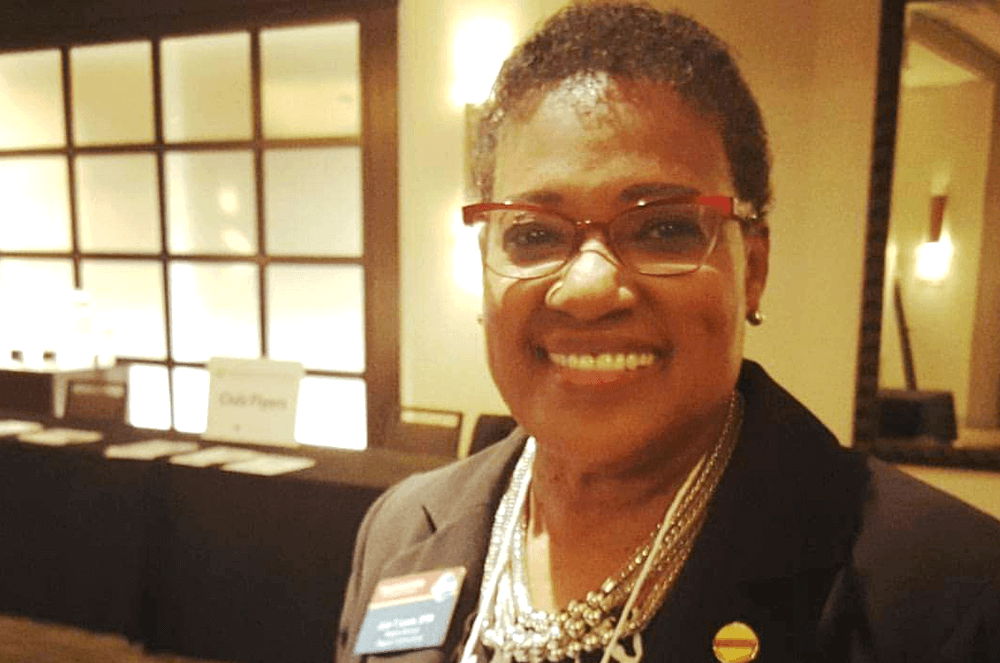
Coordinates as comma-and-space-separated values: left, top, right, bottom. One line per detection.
373, 433, 528, 663
702, 361, 870, 581
418, 430, 527, 535
642, 362, 871, 661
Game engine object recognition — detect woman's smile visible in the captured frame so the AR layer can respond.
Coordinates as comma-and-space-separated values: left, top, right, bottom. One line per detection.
548, 350, 658, 371
547, 352, 662, 386
538, 340, 665, 387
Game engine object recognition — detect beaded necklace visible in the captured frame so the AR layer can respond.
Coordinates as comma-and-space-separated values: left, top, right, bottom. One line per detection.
461, 392, 743, 663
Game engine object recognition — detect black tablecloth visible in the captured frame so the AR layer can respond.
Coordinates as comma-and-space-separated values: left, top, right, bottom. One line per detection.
0, 418, 449, 663
0, 429, 149, 635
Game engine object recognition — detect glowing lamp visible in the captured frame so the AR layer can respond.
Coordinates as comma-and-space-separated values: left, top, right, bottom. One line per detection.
914, 238, 953, 282
914, 194, 951, 283
450, 17, 514, 108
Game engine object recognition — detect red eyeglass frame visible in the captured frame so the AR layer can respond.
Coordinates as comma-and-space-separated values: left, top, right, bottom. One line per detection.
461, 195, 765, 279
461, 195, 759, 229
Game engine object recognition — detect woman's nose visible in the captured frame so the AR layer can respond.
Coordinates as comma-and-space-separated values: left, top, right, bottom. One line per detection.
544, 239, 638, 320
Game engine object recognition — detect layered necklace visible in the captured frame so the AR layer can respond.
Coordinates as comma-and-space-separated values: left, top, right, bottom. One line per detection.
460, 392, 743, 663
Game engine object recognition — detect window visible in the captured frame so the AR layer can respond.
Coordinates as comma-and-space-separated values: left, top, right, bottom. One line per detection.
0, 1, 399, 450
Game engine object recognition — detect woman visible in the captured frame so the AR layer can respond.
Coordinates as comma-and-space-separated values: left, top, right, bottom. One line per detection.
337, 4, 1000, 663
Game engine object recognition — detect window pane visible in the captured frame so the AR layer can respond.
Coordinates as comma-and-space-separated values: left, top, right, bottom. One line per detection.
0, 259, 74, 363
261, 22, 360, 138
166, 151, 256, 254
81, 260, 166, 360
296, 376, 366, 449
0, 157, 71, 251
267, 264, 364, 372
169, 262, 259, 362
71, 41, 154, 145
161, 33, 251, 141
173, 365, 209, 434
0, 258, 73, 291
76, 154, 160, 252
264, 147, 362, 256
0, 50, 65, 149
128, 363, 170, 430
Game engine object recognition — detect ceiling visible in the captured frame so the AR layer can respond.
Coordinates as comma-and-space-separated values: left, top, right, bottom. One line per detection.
904, 0, 1000, 87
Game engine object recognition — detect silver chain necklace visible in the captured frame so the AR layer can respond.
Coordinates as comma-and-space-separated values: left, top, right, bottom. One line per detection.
476, 393, 743, 663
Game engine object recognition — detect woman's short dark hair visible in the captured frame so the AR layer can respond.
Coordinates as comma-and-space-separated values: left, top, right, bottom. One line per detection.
471, 2, 772, 221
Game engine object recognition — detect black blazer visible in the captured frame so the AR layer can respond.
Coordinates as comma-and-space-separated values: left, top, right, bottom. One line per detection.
337, 362, 1000, 663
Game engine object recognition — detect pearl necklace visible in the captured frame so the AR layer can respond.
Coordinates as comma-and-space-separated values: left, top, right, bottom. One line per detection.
471, 393, 743, 663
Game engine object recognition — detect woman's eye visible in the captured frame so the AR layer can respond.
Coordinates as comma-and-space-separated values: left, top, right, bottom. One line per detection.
503, 222, 565, 247
637, 218, 703, 242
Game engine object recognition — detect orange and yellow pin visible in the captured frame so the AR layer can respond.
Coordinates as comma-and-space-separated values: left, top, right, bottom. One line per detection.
712, 622, 759, 663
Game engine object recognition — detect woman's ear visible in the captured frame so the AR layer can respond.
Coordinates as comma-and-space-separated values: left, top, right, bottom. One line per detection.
744, 226, 769, 315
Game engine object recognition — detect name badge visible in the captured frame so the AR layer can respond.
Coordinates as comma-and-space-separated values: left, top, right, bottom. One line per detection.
354, 567, 467, 655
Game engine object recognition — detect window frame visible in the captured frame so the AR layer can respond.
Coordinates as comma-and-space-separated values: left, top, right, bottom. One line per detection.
0, 0, 400, 448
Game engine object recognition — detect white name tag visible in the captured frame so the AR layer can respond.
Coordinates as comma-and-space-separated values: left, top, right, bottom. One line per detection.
205, 357, 303, 446
354, 567, 467, 655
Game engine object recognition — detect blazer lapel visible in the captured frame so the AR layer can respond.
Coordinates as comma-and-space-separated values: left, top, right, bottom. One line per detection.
367, 432, 529, 663
641, 363, 871, 663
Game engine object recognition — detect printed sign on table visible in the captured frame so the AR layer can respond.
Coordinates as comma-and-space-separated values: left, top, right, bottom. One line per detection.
205, 357, 303, 447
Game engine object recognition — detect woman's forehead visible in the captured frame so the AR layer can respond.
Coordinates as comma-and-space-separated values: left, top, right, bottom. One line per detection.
503, 73, 716, 130
494, 74, 733, 199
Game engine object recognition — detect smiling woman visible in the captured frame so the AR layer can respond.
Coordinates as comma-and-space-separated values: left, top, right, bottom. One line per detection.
477, 76, 763, 479
337, 4, 1000, 663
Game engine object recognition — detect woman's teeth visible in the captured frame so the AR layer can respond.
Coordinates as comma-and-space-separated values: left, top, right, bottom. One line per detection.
548, 352, 657, 371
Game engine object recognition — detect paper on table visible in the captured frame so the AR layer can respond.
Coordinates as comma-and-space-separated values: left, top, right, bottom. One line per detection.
169, 446, 265, 468
0, 419, 44, 438
17, 427, 104, 446
105, 439, 200, 460
221, 454, 316, 476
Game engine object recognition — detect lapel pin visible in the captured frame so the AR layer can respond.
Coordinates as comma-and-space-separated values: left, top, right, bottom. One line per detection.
712, 621, 759, 663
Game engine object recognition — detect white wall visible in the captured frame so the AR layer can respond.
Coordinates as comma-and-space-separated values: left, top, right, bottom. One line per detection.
397, 0, 880, 452
880, 80, 995, 420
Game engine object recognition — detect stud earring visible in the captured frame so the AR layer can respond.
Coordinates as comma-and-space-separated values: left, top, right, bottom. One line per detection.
746, 310, 765, 326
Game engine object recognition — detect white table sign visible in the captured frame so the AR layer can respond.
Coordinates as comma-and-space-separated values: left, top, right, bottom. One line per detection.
205, 357, 304, 447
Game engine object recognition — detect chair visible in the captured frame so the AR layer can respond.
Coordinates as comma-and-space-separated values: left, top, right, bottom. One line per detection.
63, 378, 128, 425
468, 414, 517, 455
389, 407, 463, 457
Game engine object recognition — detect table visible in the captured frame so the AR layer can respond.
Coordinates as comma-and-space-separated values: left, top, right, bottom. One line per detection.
0, 423, 148, 635
0, 417, 449, 663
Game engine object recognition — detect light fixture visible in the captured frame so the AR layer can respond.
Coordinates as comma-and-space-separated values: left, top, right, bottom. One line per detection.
450, 16, 513, 108
914, 194, 952, 282
452, 15, 514, 200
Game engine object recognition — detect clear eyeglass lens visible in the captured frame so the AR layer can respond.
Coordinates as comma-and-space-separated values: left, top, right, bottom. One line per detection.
482, 203, 721, 278
613, 203, 716, 275
493, 208, 573, 273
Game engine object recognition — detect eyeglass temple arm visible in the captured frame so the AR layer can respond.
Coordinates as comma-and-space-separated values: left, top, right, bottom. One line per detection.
694, 195, 757, 222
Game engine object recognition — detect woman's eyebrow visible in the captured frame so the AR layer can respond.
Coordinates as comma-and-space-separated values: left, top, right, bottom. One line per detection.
503, 190, 563, 206
619, 183, 700, 202
503, 184, 699, 206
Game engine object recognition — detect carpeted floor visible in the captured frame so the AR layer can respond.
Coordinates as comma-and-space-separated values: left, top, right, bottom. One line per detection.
0, 615, 228, 663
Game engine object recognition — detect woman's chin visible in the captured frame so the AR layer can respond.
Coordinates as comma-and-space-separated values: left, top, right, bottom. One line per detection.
524, 411, 687, 466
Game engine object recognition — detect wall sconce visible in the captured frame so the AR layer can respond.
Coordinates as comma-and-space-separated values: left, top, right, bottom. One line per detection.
450, 17, 513, 109
914, 194, 952, 282
451, 15, 513, 201
464, 102, 485, 201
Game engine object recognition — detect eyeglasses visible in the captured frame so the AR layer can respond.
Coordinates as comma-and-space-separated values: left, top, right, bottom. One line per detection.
462, 195, 760, 280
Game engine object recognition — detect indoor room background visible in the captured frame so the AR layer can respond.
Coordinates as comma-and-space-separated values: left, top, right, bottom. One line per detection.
1, 0, 998, 517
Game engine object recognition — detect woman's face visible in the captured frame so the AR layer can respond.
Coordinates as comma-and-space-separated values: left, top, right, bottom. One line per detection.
482, 74, 768, 464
